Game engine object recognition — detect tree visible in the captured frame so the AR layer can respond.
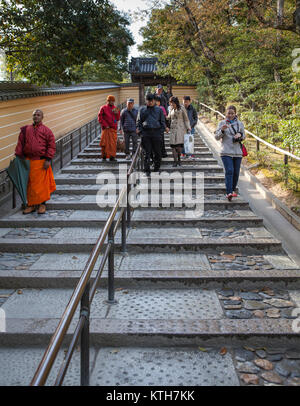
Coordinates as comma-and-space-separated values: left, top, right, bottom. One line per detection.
0, 0, 134, 85
139, 0, 300, 116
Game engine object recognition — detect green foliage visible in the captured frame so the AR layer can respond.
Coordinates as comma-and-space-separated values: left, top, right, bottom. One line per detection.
272, 162, 291, 185
139, 0, 300, 141
289, 173, 300, 191
0, 0, 134, 85
278, 119, 300, 154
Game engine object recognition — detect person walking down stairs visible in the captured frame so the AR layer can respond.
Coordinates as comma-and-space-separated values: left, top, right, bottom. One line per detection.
166, 97, 191, 167
215, 105, 246, 201
137, 93, 166, 177
120, 98, 139, 160
98, 95, 120, 162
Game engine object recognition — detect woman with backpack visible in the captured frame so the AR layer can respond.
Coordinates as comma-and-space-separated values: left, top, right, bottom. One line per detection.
215, 105, 246, 201
166, 96, 191, 167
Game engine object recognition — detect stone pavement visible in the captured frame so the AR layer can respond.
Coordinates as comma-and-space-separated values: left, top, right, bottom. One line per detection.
0, 129, 300, 386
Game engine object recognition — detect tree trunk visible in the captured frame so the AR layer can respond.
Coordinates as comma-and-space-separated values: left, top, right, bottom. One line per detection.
274, 0, 284, 82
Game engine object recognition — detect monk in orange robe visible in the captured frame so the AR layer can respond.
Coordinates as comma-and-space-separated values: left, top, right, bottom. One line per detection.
15, 109, 56, 214
98, 95, 120, 161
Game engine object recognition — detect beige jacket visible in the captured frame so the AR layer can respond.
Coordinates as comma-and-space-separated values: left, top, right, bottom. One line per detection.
167, 106, 191, 145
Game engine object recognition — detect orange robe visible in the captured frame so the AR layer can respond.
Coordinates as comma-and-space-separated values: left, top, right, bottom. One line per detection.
27, 159, 56, 206
100, 128, 117, 158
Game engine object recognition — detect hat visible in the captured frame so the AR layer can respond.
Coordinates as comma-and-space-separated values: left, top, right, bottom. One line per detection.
127, 98, 134, 103
106, 95, 115, 102
156, 84, 163, 89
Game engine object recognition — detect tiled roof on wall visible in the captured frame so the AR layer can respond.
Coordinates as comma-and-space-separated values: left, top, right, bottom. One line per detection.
0, 81, 121, 101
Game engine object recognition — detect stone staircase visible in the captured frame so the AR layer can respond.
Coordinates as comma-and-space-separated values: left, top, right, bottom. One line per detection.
0, 128, 300, 386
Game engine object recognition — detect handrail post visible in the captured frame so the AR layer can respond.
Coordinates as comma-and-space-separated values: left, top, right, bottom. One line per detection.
79, 128, 82, 152
127, 175, 131, 228
12, 184, 16, 209
121, 209, 126, 253
86, 124, 88, 146
71, 133, 73, 160
256, 140, 260, 152
107, 223, 117, 304
284, 154, 289, 186
80, 282, 90, 386
60, 140, 63, 169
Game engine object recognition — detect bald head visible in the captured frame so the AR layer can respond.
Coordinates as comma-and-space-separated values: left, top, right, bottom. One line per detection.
32, 109, 44, 125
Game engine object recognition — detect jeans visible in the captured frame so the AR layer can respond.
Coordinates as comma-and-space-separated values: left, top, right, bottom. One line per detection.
124, 131, 138, 155
221, 156, 242, 195
182, 127, 195, 155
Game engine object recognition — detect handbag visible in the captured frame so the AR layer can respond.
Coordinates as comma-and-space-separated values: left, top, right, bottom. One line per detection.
240, 143, 248, 157
117, 137, 125, 153
184, 133, 194, 154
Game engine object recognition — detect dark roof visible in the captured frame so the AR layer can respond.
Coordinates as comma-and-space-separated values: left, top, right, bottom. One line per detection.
129, 58, 158, 74
0, 81, 120, 101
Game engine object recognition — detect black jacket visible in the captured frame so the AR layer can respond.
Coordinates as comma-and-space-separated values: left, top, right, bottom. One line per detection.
186, 104, 198, 129
137, 105, 166, 134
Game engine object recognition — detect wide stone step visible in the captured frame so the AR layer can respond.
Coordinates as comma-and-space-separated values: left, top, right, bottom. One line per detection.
53, 184, 230, 195
54, 174, 226, 185
2, 267, 300, 290
79, 152, 214, 159
60, 165, 224, 174
0, 208, 262, 228
0, 345, 243, 386
86, 146, 211, 153
0, 252, 299, 289
0, 235, 282, 253
70, 158, 219, 166
0, 287, 299, 348
43, 196, 249, 210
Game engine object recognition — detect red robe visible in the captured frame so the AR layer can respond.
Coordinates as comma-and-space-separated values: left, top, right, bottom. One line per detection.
98, 104, 120, 158
15, 122, 56, 205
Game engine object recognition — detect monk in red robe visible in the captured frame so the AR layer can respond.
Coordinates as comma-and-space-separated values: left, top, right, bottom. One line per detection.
15, 109, 56, 214
98, 95, 120, 161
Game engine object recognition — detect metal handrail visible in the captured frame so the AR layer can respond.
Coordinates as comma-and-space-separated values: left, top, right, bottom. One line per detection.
30, 138, 143, 386
196, 101, 300, 162
30, 186, 127, 386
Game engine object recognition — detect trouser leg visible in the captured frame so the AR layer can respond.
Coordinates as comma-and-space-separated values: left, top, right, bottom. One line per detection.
232, 157, 242, 191
124, 132, 131, 155
221, 156, 234, 195
151, 134, 162, 170
161, 131, 167, 155
132, 133, 138, 154
141, 135, 152, 173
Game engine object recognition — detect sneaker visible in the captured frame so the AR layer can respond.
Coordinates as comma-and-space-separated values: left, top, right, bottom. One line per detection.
109, 157, 117, 162
162, 153, 168, 158
232, 192, 238, 197
226, 193, 233, 202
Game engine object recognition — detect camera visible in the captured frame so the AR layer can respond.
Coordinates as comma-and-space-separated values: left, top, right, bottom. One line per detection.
233, 136, 242, 143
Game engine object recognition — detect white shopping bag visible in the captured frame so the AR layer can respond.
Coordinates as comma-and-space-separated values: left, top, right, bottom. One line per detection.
184, 133, 194, 154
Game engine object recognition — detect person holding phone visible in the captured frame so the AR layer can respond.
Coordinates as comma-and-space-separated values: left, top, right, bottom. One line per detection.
215, 105, 245, 201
